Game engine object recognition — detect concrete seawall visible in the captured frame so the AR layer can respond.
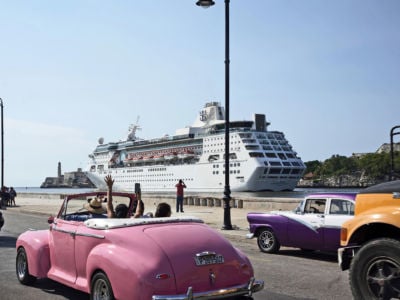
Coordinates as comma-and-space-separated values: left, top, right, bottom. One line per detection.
17, 192, 302, 211
9, 192, 303, 232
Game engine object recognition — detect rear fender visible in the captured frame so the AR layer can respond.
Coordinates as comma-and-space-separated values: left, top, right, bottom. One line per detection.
85, 243, 175, 300
16, 230, 50, 278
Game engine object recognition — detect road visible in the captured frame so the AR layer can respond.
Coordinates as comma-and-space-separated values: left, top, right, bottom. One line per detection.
0, 210, 353, 300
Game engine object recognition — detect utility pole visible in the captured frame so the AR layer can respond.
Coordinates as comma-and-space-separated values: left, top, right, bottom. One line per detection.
0, 98, 4, 188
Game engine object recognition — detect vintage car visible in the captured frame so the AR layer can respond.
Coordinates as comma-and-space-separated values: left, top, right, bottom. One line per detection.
338, 180, 400, 300
246, 193, 356, 254
16, 192, 263, 300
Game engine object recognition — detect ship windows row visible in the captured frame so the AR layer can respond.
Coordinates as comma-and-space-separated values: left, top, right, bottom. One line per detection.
246, 144, 295, 153
264, 161, 304, 167
249, 151, 300, 160
263, 168, 303, 175
212, 162, 241, 168
109, 175, 194, 184
212, 170, 241, 175
239, 132, 286, 141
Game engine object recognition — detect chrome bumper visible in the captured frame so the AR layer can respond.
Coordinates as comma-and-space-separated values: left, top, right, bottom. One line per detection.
338, 246, 360, 271
246, 233, 254, 239
152, 277, 264, 300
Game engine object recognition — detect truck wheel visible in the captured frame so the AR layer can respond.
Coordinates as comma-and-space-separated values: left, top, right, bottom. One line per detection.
16, 247, 37, 285
257, 228, 280, 253
349, 238, 400, 300
91, 272, 115, 300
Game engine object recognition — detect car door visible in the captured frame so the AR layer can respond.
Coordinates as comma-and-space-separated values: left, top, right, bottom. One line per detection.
287, 198, 327, 249
48, 218, 80, 285
323, 198, 355, 251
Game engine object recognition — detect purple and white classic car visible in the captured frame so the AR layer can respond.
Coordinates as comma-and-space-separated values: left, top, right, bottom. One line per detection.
16, 192, 263, 300
246, 193, 356, 254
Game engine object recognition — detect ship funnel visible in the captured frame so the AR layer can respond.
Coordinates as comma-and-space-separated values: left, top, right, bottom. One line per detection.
254, 114, 266, 131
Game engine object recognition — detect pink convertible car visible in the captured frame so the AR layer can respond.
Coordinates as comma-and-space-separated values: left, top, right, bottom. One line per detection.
16, 192, 264, 300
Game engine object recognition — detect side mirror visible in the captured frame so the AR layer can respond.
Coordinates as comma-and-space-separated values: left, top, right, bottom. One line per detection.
48, 216, 54, 224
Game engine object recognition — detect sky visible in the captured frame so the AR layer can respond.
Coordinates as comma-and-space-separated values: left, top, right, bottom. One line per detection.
0, 0, 399, 187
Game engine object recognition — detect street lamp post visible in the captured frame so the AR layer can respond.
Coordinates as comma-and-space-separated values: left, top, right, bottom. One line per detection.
196, 0, 233, 230
0, 98, 3, 189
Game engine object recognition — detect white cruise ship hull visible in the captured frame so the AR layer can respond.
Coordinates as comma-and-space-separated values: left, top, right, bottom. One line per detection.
86, 102, 306, 193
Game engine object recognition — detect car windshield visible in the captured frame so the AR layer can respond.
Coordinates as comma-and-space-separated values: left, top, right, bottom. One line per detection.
293, 202, 302, 213
59, 195, 132, 220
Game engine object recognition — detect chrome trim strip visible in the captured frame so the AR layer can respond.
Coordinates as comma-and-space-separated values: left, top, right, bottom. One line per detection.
52, 226, 74, 235
52, 226, 104, 239
152, 277, 264, 300
195, 251, 216, 257
76, 232, 105, 239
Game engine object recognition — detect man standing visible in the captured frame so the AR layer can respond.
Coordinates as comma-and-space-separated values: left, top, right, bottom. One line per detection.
175, 179, 186, 213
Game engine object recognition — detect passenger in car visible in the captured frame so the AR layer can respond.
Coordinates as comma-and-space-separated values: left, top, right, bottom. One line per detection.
105, 175, 145, 218
105, 175, 128, 218
85, 196, 107, 218
155, 202, 172, 217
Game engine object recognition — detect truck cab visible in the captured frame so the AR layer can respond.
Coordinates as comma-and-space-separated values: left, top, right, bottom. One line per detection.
338, 180, 400, 300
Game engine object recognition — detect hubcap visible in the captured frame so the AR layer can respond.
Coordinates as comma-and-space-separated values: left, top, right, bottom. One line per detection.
93, 278, 110, 300
260, 231, 273, 249
17, 252, 27, 279
366, 257, 400, 299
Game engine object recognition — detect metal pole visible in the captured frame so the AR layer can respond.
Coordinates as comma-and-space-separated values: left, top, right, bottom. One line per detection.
222, 0, 232, 230
196, 0, 233, 229
390, 125, 400, 181
0, 98, 3, 188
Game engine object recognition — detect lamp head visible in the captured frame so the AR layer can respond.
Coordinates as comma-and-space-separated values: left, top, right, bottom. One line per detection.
196, 0, 215, 8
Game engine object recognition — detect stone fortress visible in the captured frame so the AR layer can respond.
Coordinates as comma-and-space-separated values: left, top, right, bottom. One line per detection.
40, 162, 95, 188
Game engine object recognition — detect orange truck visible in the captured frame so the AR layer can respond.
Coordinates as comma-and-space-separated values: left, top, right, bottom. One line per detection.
338, 180, 400, 300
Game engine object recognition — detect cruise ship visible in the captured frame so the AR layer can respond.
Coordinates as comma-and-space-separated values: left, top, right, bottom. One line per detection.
86, 102, 306, 192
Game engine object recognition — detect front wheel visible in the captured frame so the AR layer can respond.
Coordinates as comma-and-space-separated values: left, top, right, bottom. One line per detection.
91, 272, 115, 300
349, 238, 400, 300
257, 228, 280, 253
16, 247, 37, 285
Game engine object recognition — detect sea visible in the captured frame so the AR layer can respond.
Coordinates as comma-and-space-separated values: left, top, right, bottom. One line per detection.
14, 187, 362, 199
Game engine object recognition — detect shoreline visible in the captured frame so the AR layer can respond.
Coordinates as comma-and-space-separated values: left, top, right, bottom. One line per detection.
13, 191, 301, 211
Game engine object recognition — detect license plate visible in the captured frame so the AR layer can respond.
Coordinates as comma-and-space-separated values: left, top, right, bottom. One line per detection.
194, 254, 224, 266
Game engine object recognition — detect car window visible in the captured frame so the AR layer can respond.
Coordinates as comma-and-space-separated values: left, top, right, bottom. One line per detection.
304, 198, 326, 214
66, 198, 89, 215
329, 199, 354, 215
60, 195, 131, 220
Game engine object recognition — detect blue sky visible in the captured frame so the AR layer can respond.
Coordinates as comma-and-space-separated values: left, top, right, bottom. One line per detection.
1, 0, 399, 187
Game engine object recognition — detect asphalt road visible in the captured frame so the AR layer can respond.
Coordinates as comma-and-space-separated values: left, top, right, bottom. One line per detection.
0, 210, 353, 300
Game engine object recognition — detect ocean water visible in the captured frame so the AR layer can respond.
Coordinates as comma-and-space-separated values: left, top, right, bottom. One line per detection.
14, 186, 362, 199
15, 187, 96, 194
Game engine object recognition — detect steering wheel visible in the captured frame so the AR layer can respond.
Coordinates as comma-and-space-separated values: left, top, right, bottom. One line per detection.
309, 206, 319, 213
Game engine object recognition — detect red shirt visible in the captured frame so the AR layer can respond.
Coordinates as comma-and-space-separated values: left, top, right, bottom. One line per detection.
175, 182, 186, 196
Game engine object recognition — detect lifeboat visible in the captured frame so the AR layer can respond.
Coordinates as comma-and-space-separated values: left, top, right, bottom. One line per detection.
177, 149, 195, 159
142, 155, 154, 161
164, 152, 178, 160
153, 154, 164, 162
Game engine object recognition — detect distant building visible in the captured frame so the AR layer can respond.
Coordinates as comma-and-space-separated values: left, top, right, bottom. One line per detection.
352, 142, 400, 158
376, 142, 400, 154
41, 162, 95, 188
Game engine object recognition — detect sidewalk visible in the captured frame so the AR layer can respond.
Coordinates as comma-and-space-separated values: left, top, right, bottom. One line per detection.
3, 195, 300, 237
